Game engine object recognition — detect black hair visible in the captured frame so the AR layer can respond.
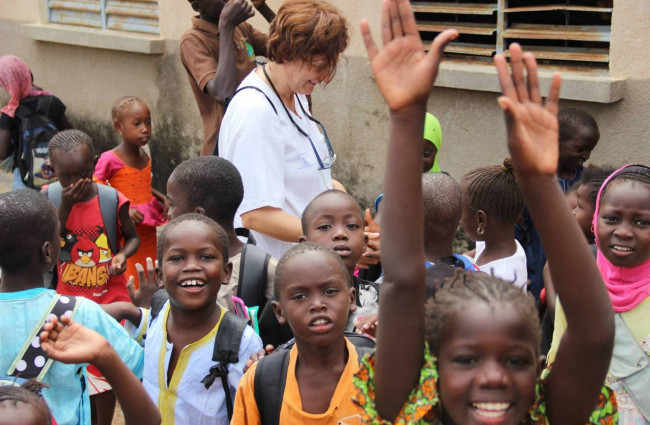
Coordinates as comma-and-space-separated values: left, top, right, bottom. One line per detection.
157, 213, 230, 264
422, 172, 462, 239
0, 190, 58, 274
579, 164, 616, 207
274, 241, 350, 299
169, 157, 243, 225
300, 189, 363, 234
463, 158, 523, 224
558, 108, 599, 144
601, 165, 650, 201
0, 380, 51, 424
425, 271, 541, 356
48, 129, 95, 158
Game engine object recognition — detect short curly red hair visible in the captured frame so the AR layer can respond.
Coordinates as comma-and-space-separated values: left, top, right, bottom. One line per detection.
267, 0, 349, 80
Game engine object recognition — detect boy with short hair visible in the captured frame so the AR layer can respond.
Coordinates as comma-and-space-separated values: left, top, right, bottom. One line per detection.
123, 214, 263, 424
166, 156, 276, 312
232, 242, 364, 424
0, 189, 143, 425
181, 0, 275, 156
257, 189, 381, 346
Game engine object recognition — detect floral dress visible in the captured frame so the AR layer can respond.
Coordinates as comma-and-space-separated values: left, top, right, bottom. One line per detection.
352, 346, 618, 425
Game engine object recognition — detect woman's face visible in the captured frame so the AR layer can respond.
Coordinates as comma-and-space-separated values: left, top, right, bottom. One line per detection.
285, 56, 333, 95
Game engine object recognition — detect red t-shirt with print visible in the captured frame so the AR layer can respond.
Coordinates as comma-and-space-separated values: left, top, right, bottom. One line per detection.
56, 192, 131, 304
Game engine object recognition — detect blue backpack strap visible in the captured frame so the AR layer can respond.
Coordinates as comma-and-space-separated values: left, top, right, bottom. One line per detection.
7, 295, 79, 381
452, 253, 479, 271
96, 184, 119, 255
45, 181, 63, 208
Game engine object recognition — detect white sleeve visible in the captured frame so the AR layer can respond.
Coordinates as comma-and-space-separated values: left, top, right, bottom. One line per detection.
220, 92, 287, 215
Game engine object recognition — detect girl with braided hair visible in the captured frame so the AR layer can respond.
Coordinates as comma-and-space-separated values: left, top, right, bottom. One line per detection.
350, 1, 616, 423
461, 158, 527, 289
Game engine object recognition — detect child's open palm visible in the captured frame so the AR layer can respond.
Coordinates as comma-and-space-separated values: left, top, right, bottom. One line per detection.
40, 316, 107, 365
495, 44, 561, 178
360, 0, 457, 111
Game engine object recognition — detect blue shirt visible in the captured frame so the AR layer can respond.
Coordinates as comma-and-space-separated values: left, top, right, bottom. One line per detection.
0, 288, 143, 425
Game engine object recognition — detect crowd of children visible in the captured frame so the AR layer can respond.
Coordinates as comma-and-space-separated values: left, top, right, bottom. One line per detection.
0, 0, 649, 424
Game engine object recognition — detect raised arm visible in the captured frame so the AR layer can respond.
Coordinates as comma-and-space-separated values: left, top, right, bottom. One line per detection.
361, 0, 457, 419
41, 316, 161, 425
494, 44, 614, 424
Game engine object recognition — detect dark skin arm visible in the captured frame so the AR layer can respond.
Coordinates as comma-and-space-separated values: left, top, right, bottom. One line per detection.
101, 301, 143, 325
495, 44, 614, 424
252, 0, 275, 23
151, 188, 170, 218
110, 202, 140, 276
41, 316, 160, 425
57, 178, 94, 236
360, 0, 457, 419
204, 0, 255, 103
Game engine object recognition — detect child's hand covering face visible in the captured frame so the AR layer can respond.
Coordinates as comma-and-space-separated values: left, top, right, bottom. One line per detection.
360, 0, 457, 111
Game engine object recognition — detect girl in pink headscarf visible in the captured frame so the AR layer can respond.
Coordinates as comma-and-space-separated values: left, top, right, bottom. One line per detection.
0, 55, 70, 189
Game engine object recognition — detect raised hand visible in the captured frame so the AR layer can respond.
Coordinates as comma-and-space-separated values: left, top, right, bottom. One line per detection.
127, 258, 161, 309
360, 0, 457, 111
109, 253, 127, 275
494, 43, 562, 179
40, 315, 107, 365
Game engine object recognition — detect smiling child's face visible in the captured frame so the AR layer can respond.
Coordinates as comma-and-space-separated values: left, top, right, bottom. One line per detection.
597, 179, 650, 268
437, 301, 539, 425
161, 220, 231, 312
273, 251, 355, 347
302, 192, 367, 272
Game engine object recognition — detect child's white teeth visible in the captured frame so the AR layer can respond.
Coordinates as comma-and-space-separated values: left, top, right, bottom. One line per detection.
180, 279, 203, 287
312, 319, 328, 325
472, 403, 510, 416
613, 245, 632, 252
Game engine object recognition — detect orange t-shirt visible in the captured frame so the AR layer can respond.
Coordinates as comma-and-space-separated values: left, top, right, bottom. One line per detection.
232, 338, 363, 425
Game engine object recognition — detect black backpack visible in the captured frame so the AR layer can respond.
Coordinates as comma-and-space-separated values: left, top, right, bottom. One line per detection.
150, 300, 249, 421
253, 333, 375, 425
14, 96, 59, 189
235, 228, 271, 310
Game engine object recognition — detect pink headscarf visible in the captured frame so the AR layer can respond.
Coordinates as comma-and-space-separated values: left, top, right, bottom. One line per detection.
0, 55, 51, 118
593, 164, 650, 312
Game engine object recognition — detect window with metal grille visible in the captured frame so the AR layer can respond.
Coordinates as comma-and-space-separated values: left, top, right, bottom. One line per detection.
413, 0, 612, 71
47, 0, 160, 35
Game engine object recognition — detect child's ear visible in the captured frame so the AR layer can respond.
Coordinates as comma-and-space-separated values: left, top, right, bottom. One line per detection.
113, 119, 122, 134
477, 210, 488, 228
271, 300, 287, 325
41, 240, 56, 266
195, 206, 206, 216
298, 235, 307, 243
155, 263, 163, 288
348, 286, 357, 313
221, 261, 233, 286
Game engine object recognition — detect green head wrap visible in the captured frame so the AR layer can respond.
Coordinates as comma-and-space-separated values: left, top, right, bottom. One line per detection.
424, 112, 442, 173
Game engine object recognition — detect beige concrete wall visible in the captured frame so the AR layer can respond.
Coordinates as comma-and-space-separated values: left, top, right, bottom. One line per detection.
1, 0, 650, 206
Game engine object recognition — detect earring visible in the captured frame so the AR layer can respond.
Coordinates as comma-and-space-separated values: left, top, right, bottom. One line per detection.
477, 226, 485, 235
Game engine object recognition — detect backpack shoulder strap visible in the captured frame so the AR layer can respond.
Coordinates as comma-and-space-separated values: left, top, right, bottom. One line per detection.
254, 349, 290, 425
35, 96, 53, 116
45, 182, 63, 209
149, 289, 169, 321
7, 294, 79, 380
96, 184, 119, 254
238, 242, 271, 308
198, 311, 248, 421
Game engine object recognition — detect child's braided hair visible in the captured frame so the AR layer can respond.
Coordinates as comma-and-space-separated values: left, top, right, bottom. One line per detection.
425, 271, 541, 356
48, 129, 95, 158
579, 164, 616, 206
0, 380, 51, 424
111, 95, 146, 122
462, 158, 523, 224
